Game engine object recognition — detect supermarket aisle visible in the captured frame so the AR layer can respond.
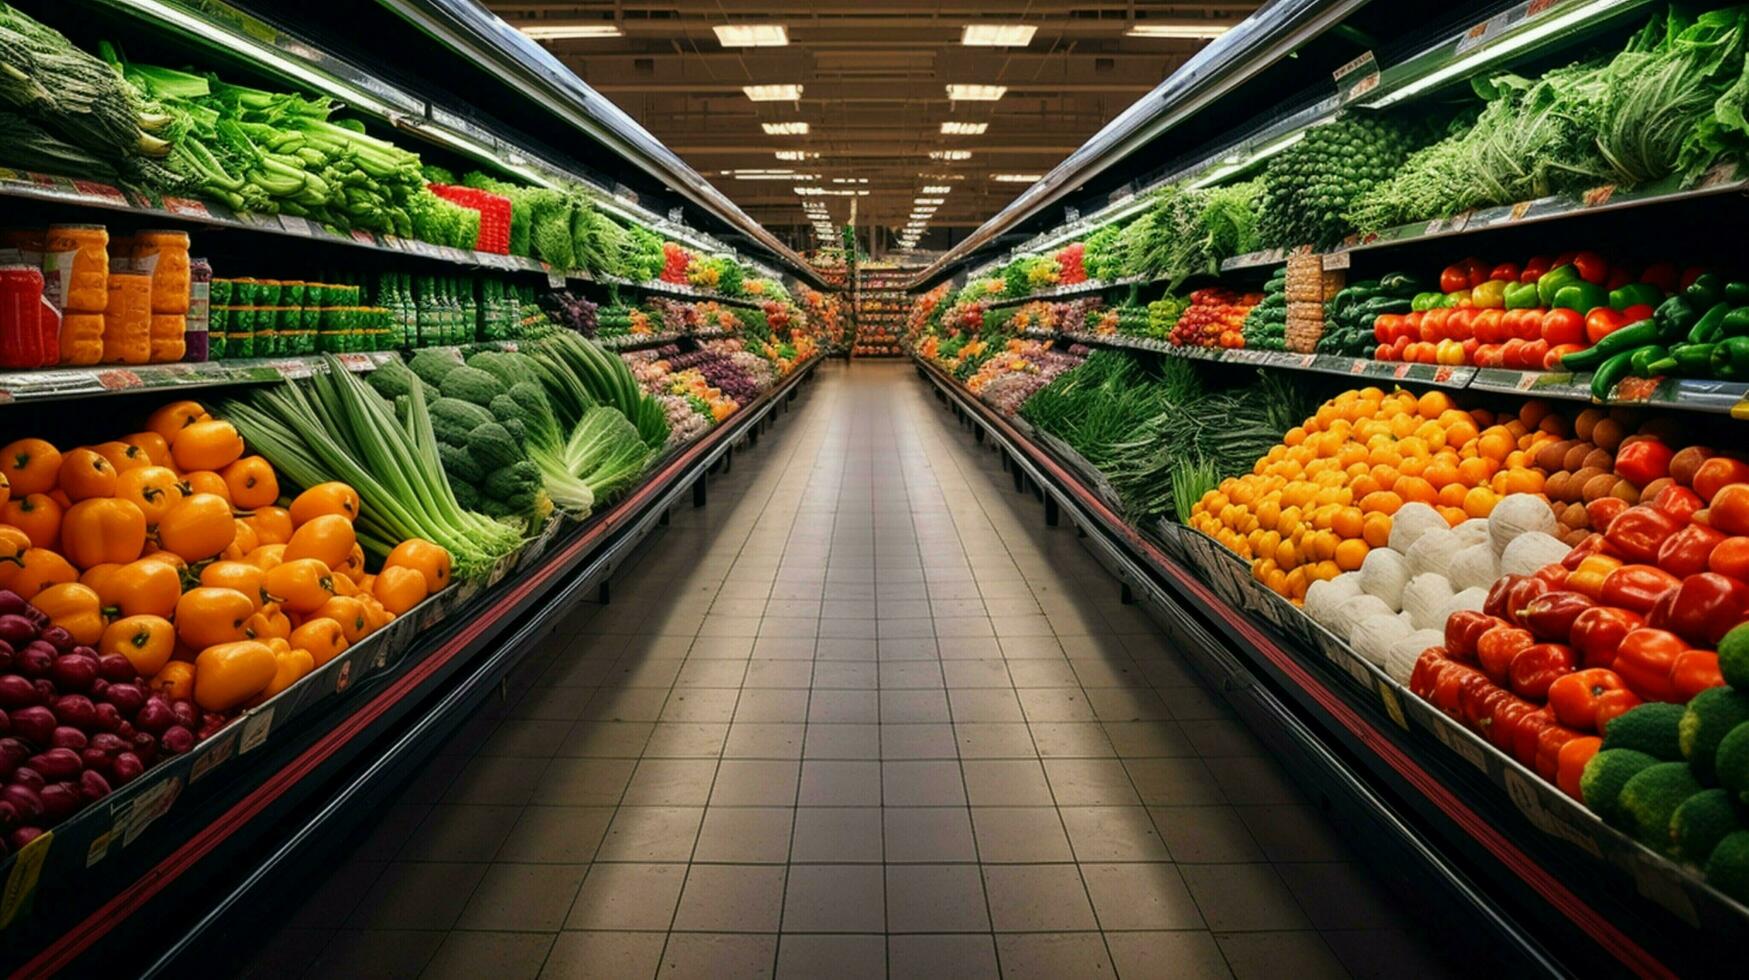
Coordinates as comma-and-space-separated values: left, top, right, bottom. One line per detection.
251, 360, 1456, 979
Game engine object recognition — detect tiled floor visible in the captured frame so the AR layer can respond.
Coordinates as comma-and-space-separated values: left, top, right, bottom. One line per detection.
249, 361, 1458, 979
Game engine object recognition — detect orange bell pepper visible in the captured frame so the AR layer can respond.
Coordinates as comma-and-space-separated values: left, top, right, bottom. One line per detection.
100, 614, 175, 676
289, 616, 349, 667
97, 558, 183, 619
1566, 553, 1624, 600
156, 493, 236, 562
60, 498, 147, 570
173, 586, 255, 650
30, 582, 106, 645
288, 482, 361, 526
253, 647, 315, 704
169, 419, 244, 472
372, 565, 427, 615
385, 538, 451, 594
148, 660, 195, 701
193, 639, 277, 711
263, 558, 338, 614
283, 515, 356, 570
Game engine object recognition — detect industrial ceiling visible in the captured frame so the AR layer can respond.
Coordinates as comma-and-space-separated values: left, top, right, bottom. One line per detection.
484, 2, 1259, 256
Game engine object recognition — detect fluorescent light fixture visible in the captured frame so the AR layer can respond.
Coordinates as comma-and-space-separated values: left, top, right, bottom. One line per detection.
917, 172, 966, 181
961, 24, 1037, 46
831, 177, 868, 184
1126, 23, 1231, 38
921, 185, 952, 195
775, 150, 819, 161
744, 84, 803, 101
714, 24, 789, 47
946, 84, 1006, 101
915, 197, 945, 205
929, 150, 972, 161
1187, 129, 1306, 189
762, 121, 810, 135
991, 173, 1041, 183
1363, 0, 1631, 109
940, 121, 989, 135
520, 23, 623, 39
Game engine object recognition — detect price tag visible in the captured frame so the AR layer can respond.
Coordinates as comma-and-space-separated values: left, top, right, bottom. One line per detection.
350, 229, 376, 246
70, 179, 127, 205
1582, 184, 1616, 208
1424, 217, 1445, 236
0, 830, 51, 927
546, 270, 567, 289
1321, 251, 1350, 271
96, 369, 142, 391
278, 215, 315, 237
1333, 49, 1380, 103
239, 707, 275, 754
120, 776, 182, 846
1698, 160, 1739, 190
1508, 200, 1533, 222
1378, 682, 1409, 730
189, 732, 239, 784
1431, 718, 1490, 772
1455, 11, 1510, 54
161, 196, 212, 218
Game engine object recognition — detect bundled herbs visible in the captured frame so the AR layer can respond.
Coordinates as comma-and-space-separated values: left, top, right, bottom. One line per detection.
1080, 223, 1127, 281
529, 330, 670, 450
222, 357, 526, 581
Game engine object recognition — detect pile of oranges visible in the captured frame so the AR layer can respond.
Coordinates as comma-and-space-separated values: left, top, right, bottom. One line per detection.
1187, 387, 1565, 602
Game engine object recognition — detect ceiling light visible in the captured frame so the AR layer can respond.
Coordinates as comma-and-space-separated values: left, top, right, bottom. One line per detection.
1126, 23, 1232, 38
928, 150, 972, 161
917, 172, 966, 181
519, 23, 623, 39
1363, 0, 1634, 109
921, 185, 952, 194
714, 24, 789, 47
961, 24, 1037, 46
775, 150, 819, 161
946, 84, 1006, 101
831, 177, 868, 184
991, 173, 1042, 183
744, 84, 803, 101
762, 121, 810, 135
940, 121, 989, 135
915, 197, 945, 205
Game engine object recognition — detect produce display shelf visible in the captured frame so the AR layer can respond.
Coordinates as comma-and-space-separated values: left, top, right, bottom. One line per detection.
1220, 162, 1745, 273
1016, 330, 1749, 415
6, 354, 823, 976
985, 276, 1146, 309
602, 277, 765, 309
595, 329, 731, 352
913, 356, 1740, 978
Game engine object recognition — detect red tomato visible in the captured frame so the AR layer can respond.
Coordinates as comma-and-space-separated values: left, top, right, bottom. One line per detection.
1694, 457, 1749, 503
1440, 265, 1470, 293
1396, 313, 1422, 343
1375, 342, 1395, 361
1584, 308, 1626, 346
1422, 308, 1449, 342
1474, 344, 1505, 368
1605, 267, 1632, 292
1491, 263, 1521, 282
1621, 303, 1655, 323
1462, 338, 1481, 363
1448, 308, 1476, 341
1476, 313, 1504, 348
1543, 308, 1585, 346
1374, 315, 1399, 343
1681, 266, 1710, 290
1522, 256, 1552, 283
1501, 337, 1528, 369
1464, 258, 1490, 288
1408, 341, 1437, 363
1390, 335, 1412, 360
1641, 261, 1678, 292
1520, 339, 1550, 371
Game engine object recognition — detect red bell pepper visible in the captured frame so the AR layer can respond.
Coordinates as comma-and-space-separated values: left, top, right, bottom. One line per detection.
1562, 533, 1617, 571
1614, 628, 1688, 702
1585, 498, 1630, 531
1600, 564, 1681, 613
1535, 723, 1580, 780
1647, 572, 1749, 646
1512, 706, 1558, 769
1711, 537, 1749, 580
1615, 438, 1675, 487
1692, 457, 1749, 503
1556, 736, 1602, 801
1460, 673, 1511, 734
1534, 563, 1571, 589
1571, 251, 1609, 285
1704, 484, 1749, 536
1640, 261, 1678, 292
1502, 575, 1553, 625
1519, 591, 1594, 642
1476, 624, 1535, 682
1547, 668, 1640, 731
1670, 650, 1725, 702
1443, 611, 1499, 661
1657, 524, 1728, 578
1568, 605, 1644, 670
1488, 695, 1536, 753
1605, 506, 1683, 564
1568, 553, 1625, 599
1521, 256, 1552, 284
1508, 643, 1577, 700
1483, 575, 1521, 620
1431, 661, 1476, 718
1650, 484, 1704, 524
1490, 262, 1521, 283
1410, 648, 1448, 698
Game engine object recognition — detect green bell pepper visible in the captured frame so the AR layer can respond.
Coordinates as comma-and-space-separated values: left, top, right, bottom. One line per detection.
1725, 281, 1749, 305
1411, 291, 1442, 312
1504, 282, 1542, 310
1647, 343, 1716, 377
1687, 302, 1732, 345
1712, 336, 1749, 380
1654, 295, 1699, 339
1685, 272, 1725, 307
1608, 282, 1662, 311
1537, 264, 1582, 307
1629, 344, 1668, 378
1590, 348, 1640, 401
1554, 281, 1609, 313
1722, 307, 1749, 337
